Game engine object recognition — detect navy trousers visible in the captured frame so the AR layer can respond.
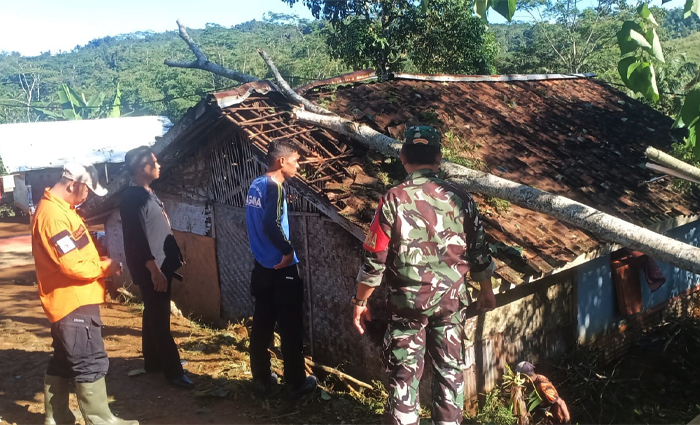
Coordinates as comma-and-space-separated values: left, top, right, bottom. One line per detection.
46, 304, 109, 383
249, 261, 306, 388
134, 270, 184, 380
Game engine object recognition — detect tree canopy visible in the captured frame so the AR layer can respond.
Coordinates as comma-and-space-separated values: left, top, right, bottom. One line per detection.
282, 0, 498, 77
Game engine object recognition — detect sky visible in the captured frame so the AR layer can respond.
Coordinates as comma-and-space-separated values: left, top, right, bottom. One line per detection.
0, 0, 314, 56
488, 0, 688, 24
0, 0, 691, 57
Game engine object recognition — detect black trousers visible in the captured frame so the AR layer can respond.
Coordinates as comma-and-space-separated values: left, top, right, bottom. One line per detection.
249, 261, 306, 388
133, 270, 184, 380
47, 304, 109, 383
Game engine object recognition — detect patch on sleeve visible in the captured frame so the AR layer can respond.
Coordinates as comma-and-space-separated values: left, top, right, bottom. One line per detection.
363, 208, 390, 253
50, 230, 77, 256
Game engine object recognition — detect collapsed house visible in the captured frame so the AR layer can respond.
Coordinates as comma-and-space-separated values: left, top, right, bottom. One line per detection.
81, 73, 700, 398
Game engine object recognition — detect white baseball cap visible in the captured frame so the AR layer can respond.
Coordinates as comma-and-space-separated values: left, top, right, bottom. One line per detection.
62, 163, 108, 197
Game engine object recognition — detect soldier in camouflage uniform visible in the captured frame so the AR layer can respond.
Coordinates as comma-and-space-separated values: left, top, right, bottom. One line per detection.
352, 125, 496, 425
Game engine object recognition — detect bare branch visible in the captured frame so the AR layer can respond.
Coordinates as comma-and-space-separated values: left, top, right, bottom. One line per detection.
164, 20, 261, 84
257, 49, 333, 115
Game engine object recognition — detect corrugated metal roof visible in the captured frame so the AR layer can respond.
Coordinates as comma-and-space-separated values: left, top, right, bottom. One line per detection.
390, 72, 596, 82
0, 116, 172, 173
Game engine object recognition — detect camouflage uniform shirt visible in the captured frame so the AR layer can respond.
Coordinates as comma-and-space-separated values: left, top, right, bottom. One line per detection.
357, 168, 493, 314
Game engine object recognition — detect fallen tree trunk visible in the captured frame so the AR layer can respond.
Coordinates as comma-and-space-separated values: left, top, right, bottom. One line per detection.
293, 108, 700, 276
646, 147, 700, 183
257, 49, 333, 116
167, 45, 700, 276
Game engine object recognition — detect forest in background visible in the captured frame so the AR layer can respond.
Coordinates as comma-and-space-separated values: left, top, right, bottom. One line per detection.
0, 5, 698, 128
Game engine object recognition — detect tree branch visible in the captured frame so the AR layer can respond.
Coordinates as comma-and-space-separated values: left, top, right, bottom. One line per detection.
646, 147, 700, 182
257, 48, 333, 115
292, 107, 700, 276
164, 20, 261, 84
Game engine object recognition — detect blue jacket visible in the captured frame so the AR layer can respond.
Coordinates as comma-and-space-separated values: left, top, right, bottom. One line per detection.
245, 175, 298, 269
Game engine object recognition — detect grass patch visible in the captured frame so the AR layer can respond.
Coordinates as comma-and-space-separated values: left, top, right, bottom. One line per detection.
443, 148, 487, 172
483, 195, 511, 214
442, 128, 486, 171
0, 204, 15, 218
420, 109, 442, 126
463, 389, 516, 425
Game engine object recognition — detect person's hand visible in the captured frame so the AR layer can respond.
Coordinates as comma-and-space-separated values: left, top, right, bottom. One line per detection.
102, 256, 122, 276
101, 259, 121, 277
556, 399, 571, 423
274, 252, 294, 270
151, 269, 168, 292
353, 305, 371, 334
476, 286, 496, 312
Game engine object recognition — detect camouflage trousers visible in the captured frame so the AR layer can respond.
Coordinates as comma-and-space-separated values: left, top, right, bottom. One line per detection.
383, 308, 465, 425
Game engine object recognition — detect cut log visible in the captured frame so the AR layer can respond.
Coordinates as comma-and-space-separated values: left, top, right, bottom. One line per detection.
646, 147, 700, 183
292, 108, 700, 276
257, 49, 334, 116
304, 358, 373, 390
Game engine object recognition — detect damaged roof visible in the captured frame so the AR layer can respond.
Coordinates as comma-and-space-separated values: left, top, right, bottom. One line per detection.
301, 74, 700, 281
83, 73, 700, 286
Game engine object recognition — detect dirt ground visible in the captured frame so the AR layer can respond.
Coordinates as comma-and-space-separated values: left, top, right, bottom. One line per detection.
6, 215, 700, 425
0, 219, 383, 425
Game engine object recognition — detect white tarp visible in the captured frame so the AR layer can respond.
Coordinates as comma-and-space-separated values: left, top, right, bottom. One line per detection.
1, 175, 14, 192
0, 116, 172, 173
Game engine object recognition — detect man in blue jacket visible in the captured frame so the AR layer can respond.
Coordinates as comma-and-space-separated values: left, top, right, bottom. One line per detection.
246, 138, 317, 398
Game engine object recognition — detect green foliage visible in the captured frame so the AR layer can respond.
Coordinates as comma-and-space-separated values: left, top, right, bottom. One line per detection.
655, 45, 698, 115
473, 0, 517, 21
664, 7, 700, 38
493, 1, 630, 78
675, 88, 700, 158
410, 0, 498, 74
617, 4, 666, 101
666, 31, 700, 64
36, 82, 122, 120
0, 19, 347, 124
285, 1, 416, 77
0, 204, 15, 218
671, 139, 700, 190
484, 195, 511, 214
527, 385, 543, 412
466, 389, 516, 425
284, 0, 497, 77
685, 0, 700, 19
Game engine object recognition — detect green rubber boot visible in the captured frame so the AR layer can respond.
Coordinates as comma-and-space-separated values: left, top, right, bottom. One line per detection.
75, 378, 138, 425
43, 374, 76, 425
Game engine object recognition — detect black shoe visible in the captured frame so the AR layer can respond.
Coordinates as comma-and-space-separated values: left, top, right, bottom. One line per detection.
288, 375, 317, 399
169, 374, 195, 389
253, 373, 279, 398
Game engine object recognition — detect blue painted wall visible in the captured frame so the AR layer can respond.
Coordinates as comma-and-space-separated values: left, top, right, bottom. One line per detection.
577, 220, 700, 343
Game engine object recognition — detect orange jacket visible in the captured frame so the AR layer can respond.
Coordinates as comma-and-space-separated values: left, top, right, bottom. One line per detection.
32, 189, 109, 322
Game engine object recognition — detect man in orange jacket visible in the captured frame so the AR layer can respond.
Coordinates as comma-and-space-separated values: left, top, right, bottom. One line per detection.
32, 163, 138, 425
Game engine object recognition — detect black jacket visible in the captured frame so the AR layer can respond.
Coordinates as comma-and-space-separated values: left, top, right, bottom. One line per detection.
120, 185, 182, 278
